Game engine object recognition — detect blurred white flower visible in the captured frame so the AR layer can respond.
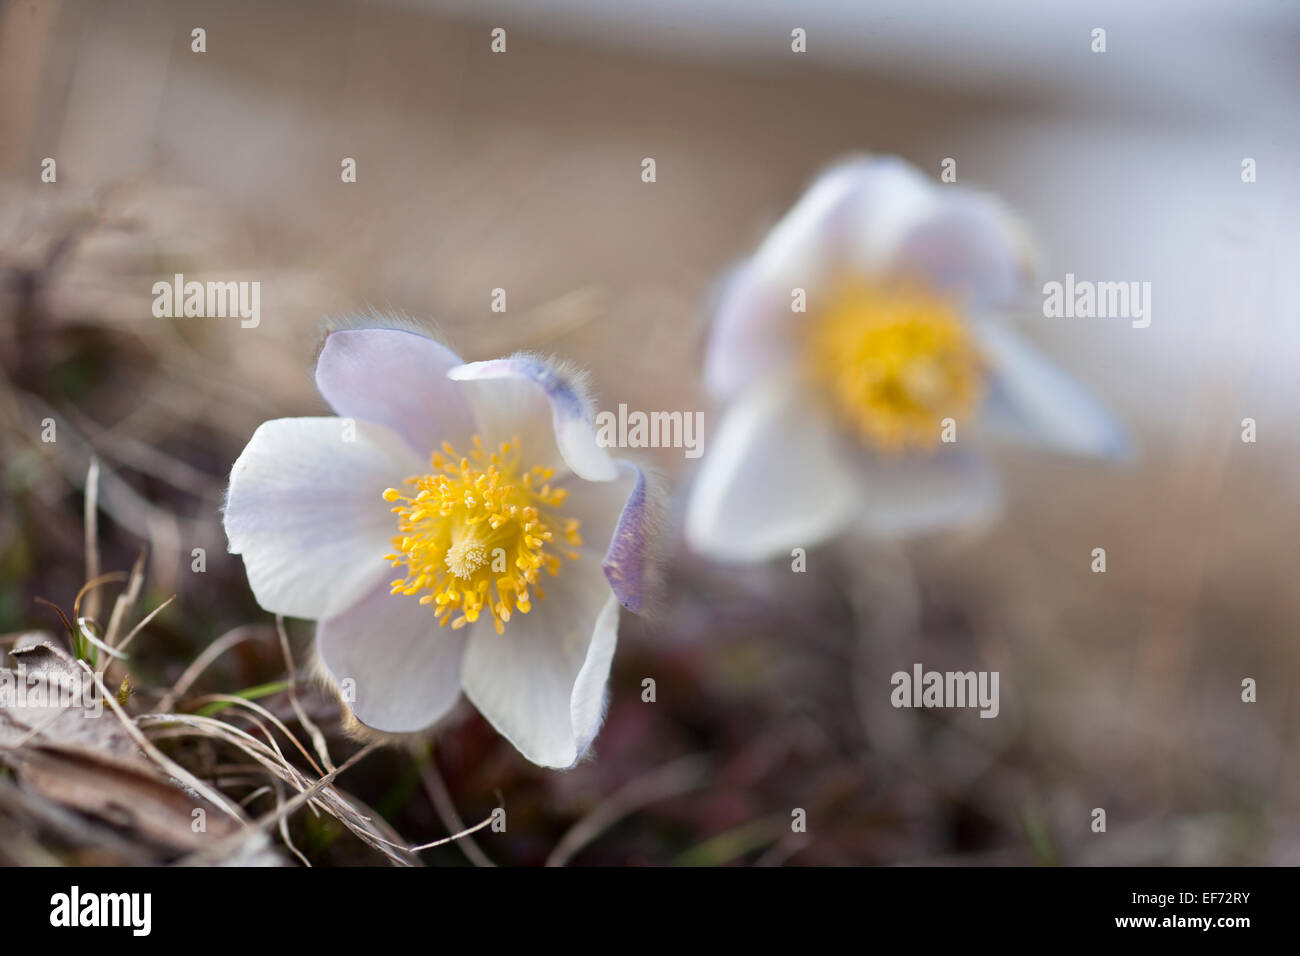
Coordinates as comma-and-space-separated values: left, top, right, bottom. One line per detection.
224, 325, 654, 768
687, 156, 1130, 563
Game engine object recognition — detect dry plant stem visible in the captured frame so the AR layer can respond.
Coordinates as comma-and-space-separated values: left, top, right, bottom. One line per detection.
272, 778, 312, 867
545, 754, 710, 867
188, 693, 325, 777
140, 715, 412, 864
13, 388, 187, 592
115, 594, 175, 655
239, 785, 273, 807
140, 713, 329, 819
157, 625, 266, 713
74, 571, 127, 621
180, 741, 383, 865
363, 808, 497, 854
407, 812, 496, 852
83, 458, 101, 624
76, 618, 128, 661
75, 661, 246, 823
103, 548, 147, 648
419, 748, 494, 867
276, 615, 335, 773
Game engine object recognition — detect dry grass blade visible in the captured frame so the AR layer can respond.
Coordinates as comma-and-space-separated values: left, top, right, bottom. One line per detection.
139, 715, 413, 865
73, 571, 127, 621
76, 618, 129, 661
185, 693, 325, 777
419, 750, 494, 867
103, 549, 147, 648
276, 615, 335, 773
272, 778, 312, 867
115, 594, 175, 654
176, 741, 390, 866
140, 712, 327, 818
157, 625, 267, 713
75, 661, 247, 825
406, 812, 496, 852
82, 457, 101, 623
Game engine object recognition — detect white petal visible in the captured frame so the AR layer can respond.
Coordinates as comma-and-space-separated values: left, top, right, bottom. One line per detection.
891, 190, 1029, 308
705, 157, 938, 400
316, 327, 475, 457
224, 417, 422, 620
975, 321, 1133, 460
448, 355, 618, 482
461, 555, 618, 769
752, 156, 937, 288
702, 263, 798, 402
856, 451, 1002, 538
838, 156, 942, 275
315, 580, 467, 734
685, 376, 861, 563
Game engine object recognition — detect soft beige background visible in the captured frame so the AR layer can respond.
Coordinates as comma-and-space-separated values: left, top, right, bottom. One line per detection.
1, 0, 1297, 863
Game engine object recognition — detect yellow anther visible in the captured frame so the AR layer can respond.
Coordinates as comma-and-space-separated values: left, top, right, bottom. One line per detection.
807, 280, 985, 452
383, 435, 579, 633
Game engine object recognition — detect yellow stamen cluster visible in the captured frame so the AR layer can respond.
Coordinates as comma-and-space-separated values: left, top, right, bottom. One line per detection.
383, 435, 582, 635
807, 280, 986, 452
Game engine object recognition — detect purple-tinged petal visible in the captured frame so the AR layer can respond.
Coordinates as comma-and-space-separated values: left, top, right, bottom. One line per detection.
891, 190, 1030, 308
975, 321, 1134, 461
316, 327, 475, 458
449, 354, 618, 482
564, 462, 655, 613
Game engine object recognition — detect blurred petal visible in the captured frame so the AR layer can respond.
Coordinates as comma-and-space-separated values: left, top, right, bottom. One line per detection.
316, 327, 475, 457
685, 376, 860, 563
750, 158, 923, 286
224, 417, 422, 620
565, 462, 654, 612
975, 321, 1134, 460
857, 451, 1002, 538
449, 355, 618, 482
315, 580, 467, 734
706, 157, 938, 400
461, 557, 618, 768
892, 190, 1029, 308
703, 263, 792, 401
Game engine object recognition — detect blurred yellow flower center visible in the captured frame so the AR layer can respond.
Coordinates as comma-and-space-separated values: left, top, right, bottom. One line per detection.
807, 281, 985, 452
382, 435, 581, 635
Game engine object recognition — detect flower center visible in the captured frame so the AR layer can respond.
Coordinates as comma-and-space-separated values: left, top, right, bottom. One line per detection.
806, 280, 986, 452
383, 435, 581, 635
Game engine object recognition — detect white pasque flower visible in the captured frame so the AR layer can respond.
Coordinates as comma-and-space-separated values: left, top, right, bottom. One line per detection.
687, 156, 1131, 563
223, 326, 654, 768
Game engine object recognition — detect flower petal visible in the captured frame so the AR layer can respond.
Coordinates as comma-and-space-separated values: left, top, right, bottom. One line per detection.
975, 321, 1134, 460
316, 327, 475, 457
564, 462, 655, 613
749, 156, 938, 289
705, 157, 938, 400
685, 376, 861, 563
448, 354, 618, 482
315, 579, 467, 734
856, 451, 1002, 538
224, 417, 422, 620
461, 558, 618, 769
891, 190, 1029, 308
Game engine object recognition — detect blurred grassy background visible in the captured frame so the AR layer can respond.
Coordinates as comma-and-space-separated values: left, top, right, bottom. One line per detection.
0, 0, 1297, 864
